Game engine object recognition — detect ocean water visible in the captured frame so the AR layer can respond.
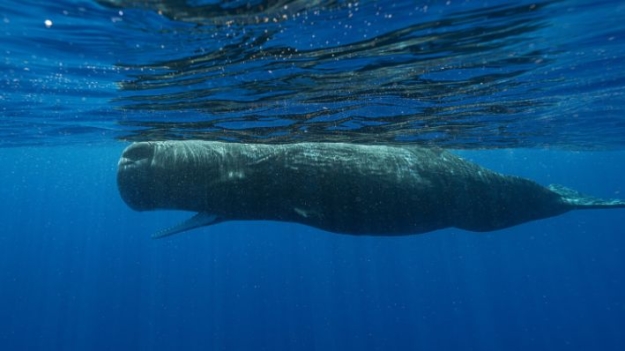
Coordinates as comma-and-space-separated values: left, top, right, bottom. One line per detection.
1, 0, 624, 350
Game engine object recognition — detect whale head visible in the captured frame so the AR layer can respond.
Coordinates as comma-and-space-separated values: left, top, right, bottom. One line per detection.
117, 142, 162, 211
117, 141, 218, 211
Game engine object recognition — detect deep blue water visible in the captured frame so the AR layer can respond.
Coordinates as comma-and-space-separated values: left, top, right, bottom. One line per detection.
1, 146, 624, 350
1, 0, 625, 350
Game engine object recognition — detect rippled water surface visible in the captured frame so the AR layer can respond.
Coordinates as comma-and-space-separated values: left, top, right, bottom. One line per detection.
2, 0, 624, 148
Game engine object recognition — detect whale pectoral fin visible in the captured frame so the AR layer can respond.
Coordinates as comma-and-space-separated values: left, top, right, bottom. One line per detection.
152, 212, 219, 239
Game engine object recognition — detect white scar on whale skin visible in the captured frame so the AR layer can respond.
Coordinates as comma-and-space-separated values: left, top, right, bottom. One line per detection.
117, 141, 625, 238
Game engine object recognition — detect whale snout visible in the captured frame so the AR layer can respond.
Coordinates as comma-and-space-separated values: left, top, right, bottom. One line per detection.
118, 142, 155, 170
117, 142, 158, 211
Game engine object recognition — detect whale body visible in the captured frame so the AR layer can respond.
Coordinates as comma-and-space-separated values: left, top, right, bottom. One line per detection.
116, 141, 625, 238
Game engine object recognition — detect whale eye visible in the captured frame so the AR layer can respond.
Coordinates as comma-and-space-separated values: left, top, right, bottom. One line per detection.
123, 142, 154, 162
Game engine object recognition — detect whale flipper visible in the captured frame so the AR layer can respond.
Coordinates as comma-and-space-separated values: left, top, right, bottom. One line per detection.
153, 212, 219, 239
548, 184, 625, 209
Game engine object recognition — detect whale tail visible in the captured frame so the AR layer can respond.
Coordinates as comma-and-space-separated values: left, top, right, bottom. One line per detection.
549, 184, 625, 209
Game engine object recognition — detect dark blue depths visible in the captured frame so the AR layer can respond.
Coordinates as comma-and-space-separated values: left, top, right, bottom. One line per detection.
0, 146, 623, 351
1, 0, 625, 349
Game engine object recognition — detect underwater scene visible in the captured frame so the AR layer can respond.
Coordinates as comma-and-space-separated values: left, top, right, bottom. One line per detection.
1, 0, 624, 350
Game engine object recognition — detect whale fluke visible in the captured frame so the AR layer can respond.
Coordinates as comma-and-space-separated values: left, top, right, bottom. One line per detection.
549, 184, 625, 209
